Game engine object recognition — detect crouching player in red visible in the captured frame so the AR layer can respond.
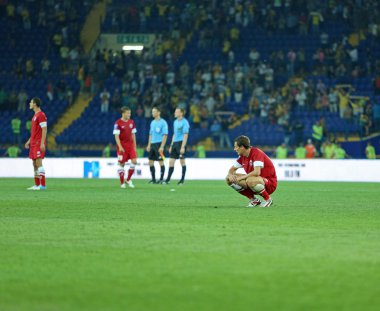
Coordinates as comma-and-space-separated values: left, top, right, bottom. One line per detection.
25, 97, 47, 190
113, 106, 137, 188
226, 135, 277, 207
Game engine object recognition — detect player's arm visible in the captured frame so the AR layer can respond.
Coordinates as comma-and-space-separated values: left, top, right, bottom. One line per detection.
160, 121, 169, 152
25, 119, 34, 149
159, 135, 167, 152
236, 166, 261, 181
180, 133, 188, 154
146, 134, 152, 152
114, 134, 124, 153
40, 124, 47, 152
25, 138, 31, 149
169, 134, 174, 153
132, 133, 137, 151
113, 125, 124, 152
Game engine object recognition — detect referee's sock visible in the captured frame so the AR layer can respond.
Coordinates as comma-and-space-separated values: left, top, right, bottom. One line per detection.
160, 165, 165, 181
149, 166, 156, 181
166, 166, 174, 182
181, 165, 187, 181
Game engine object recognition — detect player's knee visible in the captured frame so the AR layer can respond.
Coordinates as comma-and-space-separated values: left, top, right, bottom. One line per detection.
250, 183, 265, 192
246, 178, 263, 189
245, 178, 253, 188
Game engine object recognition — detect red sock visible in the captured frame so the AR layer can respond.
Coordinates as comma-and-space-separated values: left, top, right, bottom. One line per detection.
239, 188, 255, 200
259, 189, 270, 200
34, 177, 40, 186
126, 168, 134, 182
119, 171, 125, 184
39, 174, 46, 187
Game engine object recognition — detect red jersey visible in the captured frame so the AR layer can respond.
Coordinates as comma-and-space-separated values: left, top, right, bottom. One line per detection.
30, 110, 47, 147
113, 118, 137, 145
234, 147, 277, 180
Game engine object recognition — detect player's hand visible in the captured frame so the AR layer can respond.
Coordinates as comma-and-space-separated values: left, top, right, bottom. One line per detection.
25, 142, 30, 149
228, 174, 237, 184
232, 175, 238, 183
159, 146, 164, 153
119, 146, 125, 153
229, 175, 237, 183
169, 147, 172, 153
235, 175, 245, 183
146, 145, 151, 152
40, 143, 45, 152
180, 147, 185, 154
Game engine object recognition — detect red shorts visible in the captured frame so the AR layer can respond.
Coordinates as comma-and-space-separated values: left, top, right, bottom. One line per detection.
263, 177, 277, 195
29, 145, 45, 160
117, 145, 137, 163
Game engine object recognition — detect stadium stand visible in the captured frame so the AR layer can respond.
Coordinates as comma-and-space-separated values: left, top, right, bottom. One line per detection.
1, 0, 380, 158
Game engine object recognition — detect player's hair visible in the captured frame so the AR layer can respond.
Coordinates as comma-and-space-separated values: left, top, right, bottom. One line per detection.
32, 97, 42, 107
235, 135, 250, 149
152, 106, 160, 112
176, 107, 185, 115
121, 106, 131, 113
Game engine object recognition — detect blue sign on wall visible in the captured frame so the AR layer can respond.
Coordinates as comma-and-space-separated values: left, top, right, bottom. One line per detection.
83, 161, 100, 178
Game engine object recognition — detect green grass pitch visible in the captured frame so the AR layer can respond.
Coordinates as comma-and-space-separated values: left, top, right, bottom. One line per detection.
0, 178, 379, 311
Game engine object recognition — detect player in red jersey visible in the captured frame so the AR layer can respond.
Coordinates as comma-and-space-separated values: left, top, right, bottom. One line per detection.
25, 97, 47, 190
226, 135, 277, 207
113, 106, 137, 188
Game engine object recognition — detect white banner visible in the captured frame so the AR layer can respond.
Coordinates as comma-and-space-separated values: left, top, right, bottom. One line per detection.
0, 158, 379, 182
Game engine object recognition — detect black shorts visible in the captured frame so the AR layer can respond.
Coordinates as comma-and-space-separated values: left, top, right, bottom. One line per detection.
148, 142, 163, 161
170, 141, 186, 159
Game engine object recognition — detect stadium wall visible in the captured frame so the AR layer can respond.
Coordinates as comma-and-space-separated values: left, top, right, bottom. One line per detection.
1, 158, 380, 182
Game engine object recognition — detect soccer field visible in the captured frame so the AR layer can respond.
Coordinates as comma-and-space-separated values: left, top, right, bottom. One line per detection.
0, 179, 379, 311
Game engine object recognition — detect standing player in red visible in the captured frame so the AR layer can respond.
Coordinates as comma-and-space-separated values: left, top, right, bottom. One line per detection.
226, 135, 277, 207
113, 106, 137, 188
25, 97, 47, 190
